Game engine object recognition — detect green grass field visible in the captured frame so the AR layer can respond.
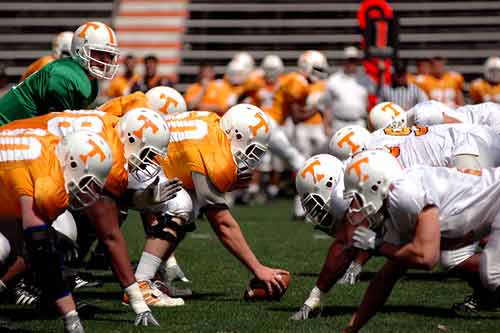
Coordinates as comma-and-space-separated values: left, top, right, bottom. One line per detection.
1, 199, 499, 332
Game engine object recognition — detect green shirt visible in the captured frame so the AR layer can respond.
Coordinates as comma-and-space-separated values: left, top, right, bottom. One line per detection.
0, 58, 98, 125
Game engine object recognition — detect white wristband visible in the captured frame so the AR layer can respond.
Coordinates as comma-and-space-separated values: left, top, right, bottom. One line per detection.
125, 282, 150, 314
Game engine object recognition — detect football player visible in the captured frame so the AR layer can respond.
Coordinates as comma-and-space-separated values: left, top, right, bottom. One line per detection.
0, 129, 113, 332
20, 31, 74, 81
0, 21, 119, 124
417, 56, 464, 108
408, 100, 500, 135
331, 123, 500, 169
292, 122, 500, 319
130, 104, 290, 303
341, 149, 500, 332
0, 109, 172, 326
469, 57, 500, 103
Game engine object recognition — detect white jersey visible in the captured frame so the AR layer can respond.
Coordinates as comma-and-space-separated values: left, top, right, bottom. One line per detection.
384, 166, 500, 245
410, 101, 500, 134
454, 102, 500, 134
367, 124, 482, 168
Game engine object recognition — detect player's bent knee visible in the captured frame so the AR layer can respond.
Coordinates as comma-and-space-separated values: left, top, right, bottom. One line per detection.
24, 225, 69, 300
0, 232, 11, 264
144, 213, 193, 246
52, 210, 78, 242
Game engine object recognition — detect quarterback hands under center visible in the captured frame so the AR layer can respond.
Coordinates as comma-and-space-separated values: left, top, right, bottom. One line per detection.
255, 266, 290, 296
352, 227, 383, 251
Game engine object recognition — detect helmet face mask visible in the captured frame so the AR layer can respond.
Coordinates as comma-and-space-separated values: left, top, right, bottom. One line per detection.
234, 141, 268, 171
344, 192, 384, 229
301, 192, 332, 228
127, 145, 165, 182
80, 45, 119, 80
67, 175, 104, 211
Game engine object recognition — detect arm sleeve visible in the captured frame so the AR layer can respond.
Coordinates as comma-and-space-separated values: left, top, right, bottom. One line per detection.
384, 176, 434, 245
191, 172, 228, 213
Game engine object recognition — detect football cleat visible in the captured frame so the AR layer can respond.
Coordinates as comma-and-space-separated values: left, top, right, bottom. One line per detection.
452, 293, 500, 317
12, 279, 40, 306
290, 304, 322, 321
122, 280, 184, 307
72, 272, 103, 290
153, 280, 192, 299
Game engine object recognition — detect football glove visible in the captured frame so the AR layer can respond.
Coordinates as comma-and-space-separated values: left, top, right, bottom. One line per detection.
338, 262, 362, 285
353, 226, 382, 251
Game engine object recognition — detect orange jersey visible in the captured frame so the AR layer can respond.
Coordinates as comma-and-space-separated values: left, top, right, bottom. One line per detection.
303, 81, 325, 125
184, 82, 203, 107
469, 79, 500, 104
0, 128, 67, 222
270, 72, 309, 125
1, 111, 127, 198
98, 91, 151, 117
20, 55, 55, 81
106, 74, 141, 98
160, 111, 237, 193
199, 79, 237, 114
418, 72, 464, 107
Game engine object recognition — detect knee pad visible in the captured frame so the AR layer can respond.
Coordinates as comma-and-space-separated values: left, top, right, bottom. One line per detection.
24, 225, 69, 301
143, 213, 193, 246
0, 232, 10, 264
52, 210, 78, 242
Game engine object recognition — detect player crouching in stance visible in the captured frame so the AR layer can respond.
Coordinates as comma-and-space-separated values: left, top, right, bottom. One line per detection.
130, 104, 289, 305
0, 130, 113, 332
341, 150, 500, 332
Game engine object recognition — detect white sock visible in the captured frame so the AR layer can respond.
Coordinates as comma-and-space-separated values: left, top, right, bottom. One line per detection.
0, 280, 7, 293
165, 254, 178, 268
135, 252, 162, 281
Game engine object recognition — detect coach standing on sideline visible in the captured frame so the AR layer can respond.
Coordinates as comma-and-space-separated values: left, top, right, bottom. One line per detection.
378, 61, 428, 110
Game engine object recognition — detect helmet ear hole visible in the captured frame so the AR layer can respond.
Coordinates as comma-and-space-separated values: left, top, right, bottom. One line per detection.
70, 161, 78, 169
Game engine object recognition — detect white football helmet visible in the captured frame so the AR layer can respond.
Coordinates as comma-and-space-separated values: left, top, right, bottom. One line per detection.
226, 59, 250, 85
343, 149, 403, 228
53, 31, 74, 58
71, 21, 120, 80
56, 131, 113, 210
368, 102, 407, 130
296, 154, 347, 230
298, 50, 328, 82
0, 232, 10, 264
146, 86, 187, 115
329, 125, 371, 161
261, 55, 284, 82
484, 57, 500, 83
232, 52, 255, 73
115, 108, 170, 181
220, 103, 271, 172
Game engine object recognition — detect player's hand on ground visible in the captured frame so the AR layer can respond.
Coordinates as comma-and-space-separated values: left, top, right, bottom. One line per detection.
166, 263, 190, 283
255, 266, 289, 296
338, 262, 363, 285
290, 303, 322, 320
134, 311, 160, 327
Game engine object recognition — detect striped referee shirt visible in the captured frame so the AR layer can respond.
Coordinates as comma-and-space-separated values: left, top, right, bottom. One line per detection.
379, 83, 428, 110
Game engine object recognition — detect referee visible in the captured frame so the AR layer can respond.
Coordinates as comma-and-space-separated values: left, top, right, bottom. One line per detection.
378, 61, 428, 110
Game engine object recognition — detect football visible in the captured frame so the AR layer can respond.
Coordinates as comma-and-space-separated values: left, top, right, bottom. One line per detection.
243, 273, 291, 301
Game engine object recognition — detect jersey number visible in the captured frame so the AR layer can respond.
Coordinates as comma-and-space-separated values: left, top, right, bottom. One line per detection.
383, 126, 429, 137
